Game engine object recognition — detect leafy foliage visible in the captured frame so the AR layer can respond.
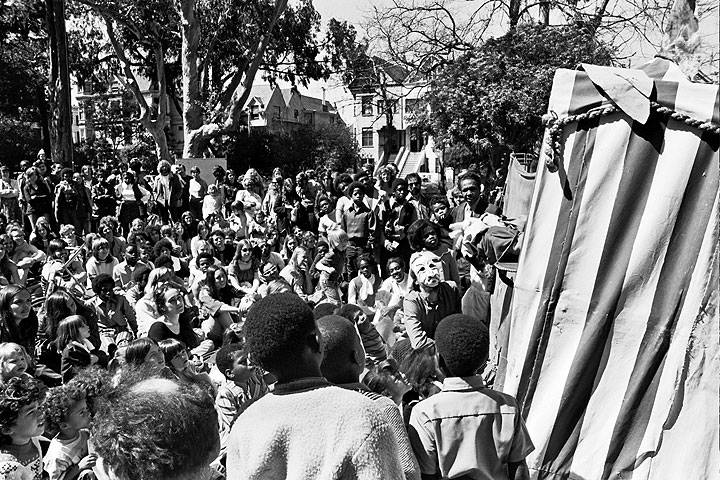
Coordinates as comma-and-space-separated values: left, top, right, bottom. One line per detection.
421, 23, 615, 170
225, 123, 359, 176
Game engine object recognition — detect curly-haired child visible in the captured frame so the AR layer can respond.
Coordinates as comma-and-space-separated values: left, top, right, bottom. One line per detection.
0, 376, 45, 480
42, 383, 96, 480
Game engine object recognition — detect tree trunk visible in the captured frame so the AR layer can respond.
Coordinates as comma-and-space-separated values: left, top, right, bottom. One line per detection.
146, 122, 170, 160
179, 0, 205, 158
45, 0, 74, 166
540, 2, 550, 25
508, 0, 522, 29
104, 17, 170, 161
180, 0, 289, 158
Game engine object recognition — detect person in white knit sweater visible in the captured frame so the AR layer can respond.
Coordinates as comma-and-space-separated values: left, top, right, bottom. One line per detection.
227, 293, 405, 480
316, 314, 421, 480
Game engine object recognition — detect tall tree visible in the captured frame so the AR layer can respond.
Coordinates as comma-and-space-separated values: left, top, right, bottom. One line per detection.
0, 0, 50, 164
77, 0, 339, 160
45, 0, 73, 165
420, 24, 614, 171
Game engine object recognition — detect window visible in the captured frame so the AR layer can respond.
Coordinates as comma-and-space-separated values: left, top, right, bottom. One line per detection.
250, 105, 260, 120
273, 106, 281, 119
377, 99, 384, 113
361, 96, 373, 116
361, 128, 373, 147
304, 112, 314, 125
405, 99, 419, 114
294, 109, 299, 119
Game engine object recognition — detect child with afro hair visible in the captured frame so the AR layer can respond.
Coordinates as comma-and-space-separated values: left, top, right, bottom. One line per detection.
226, 293, 406, 479
0, 376, 44, 479
408, 314, 534, 480
42, 383, 96, 479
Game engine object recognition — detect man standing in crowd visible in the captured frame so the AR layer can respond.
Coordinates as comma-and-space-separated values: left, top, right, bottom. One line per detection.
227, 293, 405, 479
405, 173, 430, 220
340, 181, 377, 281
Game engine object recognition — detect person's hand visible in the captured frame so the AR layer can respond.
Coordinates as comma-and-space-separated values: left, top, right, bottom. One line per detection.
78, 454, 97, 470
90, 354, 99, 365
325, 266, 335, 274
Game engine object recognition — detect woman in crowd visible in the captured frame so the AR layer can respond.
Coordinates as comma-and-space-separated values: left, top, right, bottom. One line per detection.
158, 338, 213, 389
198, 265, 242, 344
122, 337, 166, 371
85, 237, 119, 288
0, 236, 21, 286
229, 240, 260, 298
235, 169, 263, 218
147, 284, 214, 358
190, 221, 211, 257
29, 217, 56, 254
0, 285, 38, 356
279, 246, 312, 302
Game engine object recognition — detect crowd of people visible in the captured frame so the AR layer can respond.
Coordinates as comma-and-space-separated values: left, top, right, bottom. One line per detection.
0, 151, 531, 480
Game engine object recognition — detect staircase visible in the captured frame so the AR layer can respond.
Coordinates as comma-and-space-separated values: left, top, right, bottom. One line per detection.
399, 151, 425, 177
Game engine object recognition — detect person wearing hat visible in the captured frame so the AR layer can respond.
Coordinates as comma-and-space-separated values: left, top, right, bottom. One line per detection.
188, 165, 208, 220
408, 314, 534, 480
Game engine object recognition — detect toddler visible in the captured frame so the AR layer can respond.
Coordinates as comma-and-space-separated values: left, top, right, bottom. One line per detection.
42, 384, 96, 479
0, 343, 33, 386
0, 376, 45, 480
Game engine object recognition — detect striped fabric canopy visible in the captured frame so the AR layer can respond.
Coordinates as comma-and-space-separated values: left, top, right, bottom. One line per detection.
499, 63, 719, 479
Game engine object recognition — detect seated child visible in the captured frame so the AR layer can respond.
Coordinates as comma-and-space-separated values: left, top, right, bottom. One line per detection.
57, 316, 108, 384
408, 314, 534, 480
0, 376, 45, 480
214, 344, 268, 459
42, 384, 96, 480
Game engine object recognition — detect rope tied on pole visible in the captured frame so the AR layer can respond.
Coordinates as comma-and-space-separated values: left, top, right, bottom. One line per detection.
541, 102, 720, 172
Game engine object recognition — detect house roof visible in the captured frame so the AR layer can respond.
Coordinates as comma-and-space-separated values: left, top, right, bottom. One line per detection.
373, 56, 410, 84
245, 85, 277, 108
280, 88, 294, 105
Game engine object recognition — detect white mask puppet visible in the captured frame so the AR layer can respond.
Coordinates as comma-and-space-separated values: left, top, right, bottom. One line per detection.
410, 251, 444, 289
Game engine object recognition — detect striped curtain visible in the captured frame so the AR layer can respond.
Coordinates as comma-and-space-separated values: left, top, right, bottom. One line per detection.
499, 65, 719, 480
